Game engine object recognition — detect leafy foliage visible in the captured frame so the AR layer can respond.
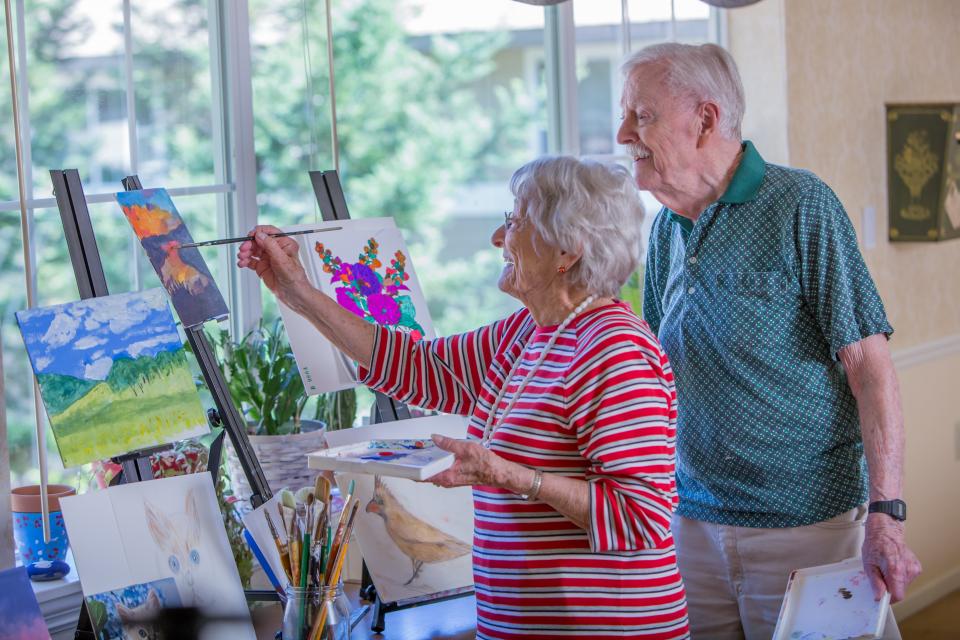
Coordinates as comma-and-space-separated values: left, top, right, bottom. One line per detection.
213, 318, 307, 436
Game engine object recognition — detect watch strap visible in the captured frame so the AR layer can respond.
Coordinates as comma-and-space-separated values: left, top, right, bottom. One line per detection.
868, 499, 907, 522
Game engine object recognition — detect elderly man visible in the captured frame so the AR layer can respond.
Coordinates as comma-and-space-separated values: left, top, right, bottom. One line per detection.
616, 42, 921, 638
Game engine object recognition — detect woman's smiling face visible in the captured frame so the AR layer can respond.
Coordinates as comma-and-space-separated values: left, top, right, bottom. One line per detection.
491, 201, 562, 303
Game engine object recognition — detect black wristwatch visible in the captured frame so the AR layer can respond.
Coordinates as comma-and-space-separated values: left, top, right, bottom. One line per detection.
868, 499, 907, 522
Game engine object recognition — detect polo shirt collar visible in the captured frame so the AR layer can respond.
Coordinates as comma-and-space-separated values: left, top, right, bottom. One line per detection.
667, 140, 766, 230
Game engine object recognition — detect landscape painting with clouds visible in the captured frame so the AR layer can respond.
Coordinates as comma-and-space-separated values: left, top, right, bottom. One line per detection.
16, 288, 208, 467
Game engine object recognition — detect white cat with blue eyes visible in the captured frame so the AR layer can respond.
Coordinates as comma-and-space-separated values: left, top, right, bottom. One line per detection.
61, 472, 256, 640
144, 488, 210, 608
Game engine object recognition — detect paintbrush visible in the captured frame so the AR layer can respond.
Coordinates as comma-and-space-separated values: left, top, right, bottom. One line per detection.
264, 511, 293, 585
306, 502, 360, 640
177, 226, 342, 249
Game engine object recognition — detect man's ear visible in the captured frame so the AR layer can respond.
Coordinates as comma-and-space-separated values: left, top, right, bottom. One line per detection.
697, 101, 722, 145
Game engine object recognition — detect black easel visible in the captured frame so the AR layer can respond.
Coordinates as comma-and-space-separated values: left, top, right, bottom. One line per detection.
49, 169, 278, 638
309, 170, 474, 632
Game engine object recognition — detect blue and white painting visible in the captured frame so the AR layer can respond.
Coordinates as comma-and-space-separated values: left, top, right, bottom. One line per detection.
86, 578, 181, 640
16, 288, 208, 467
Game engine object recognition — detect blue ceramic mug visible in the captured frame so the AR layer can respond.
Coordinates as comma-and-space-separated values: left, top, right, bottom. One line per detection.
11, 484, 75, 574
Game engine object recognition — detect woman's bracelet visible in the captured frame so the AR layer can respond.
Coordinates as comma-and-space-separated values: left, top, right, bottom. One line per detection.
521, 469, 544, 502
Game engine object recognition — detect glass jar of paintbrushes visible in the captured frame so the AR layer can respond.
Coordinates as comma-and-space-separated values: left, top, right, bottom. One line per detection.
263, 478, 360, 640
282, 582, 351, 640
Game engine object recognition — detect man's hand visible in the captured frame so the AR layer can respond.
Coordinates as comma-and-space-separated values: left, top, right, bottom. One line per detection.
862, 513, 922, 602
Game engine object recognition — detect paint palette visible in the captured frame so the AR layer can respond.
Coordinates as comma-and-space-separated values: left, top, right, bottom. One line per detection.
772, 557, 890, 640
307, 438, 455, 480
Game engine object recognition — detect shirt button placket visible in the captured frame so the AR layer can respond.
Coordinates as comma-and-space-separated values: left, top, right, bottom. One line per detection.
687, 252, 697, 295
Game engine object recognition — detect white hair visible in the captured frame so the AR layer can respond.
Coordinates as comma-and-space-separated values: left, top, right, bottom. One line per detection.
622, 42, 745, 140
509, 156, 644, 298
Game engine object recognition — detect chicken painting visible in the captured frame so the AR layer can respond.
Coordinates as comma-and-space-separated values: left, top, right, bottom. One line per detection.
365, 476, 471, 585
159, 240, 212, 296
116, 188, 228, 328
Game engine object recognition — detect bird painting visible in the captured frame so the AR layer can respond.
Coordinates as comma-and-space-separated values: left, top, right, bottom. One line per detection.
365, 476, 471, 585
159, 240, 212, 296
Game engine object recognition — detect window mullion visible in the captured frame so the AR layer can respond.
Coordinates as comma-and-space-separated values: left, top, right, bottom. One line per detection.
213, 0, 261, 338
544, 2, 579, 155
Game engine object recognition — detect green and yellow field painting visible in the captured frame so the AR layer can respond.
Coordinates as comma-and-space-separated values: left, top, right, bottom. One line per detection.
16, 289, 208, 467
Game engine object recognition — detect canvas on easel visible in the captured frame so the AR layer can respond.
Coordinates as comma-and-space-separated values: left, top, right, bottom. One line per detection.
60, 473, 256, 640
323, 415, 474, 603
278, 218, 435, 394
116, 188, 229, 327
15, 288, 209, 468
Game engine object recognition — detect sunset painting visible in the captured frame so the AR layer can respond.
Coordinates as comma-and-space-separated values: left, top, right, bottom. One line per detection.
116, 188, 228, 328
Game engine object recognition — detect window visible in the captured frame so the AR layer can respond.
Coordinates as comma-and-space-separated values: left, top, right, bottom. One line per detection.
1, 0, 236, 488
3, 0, 720, 488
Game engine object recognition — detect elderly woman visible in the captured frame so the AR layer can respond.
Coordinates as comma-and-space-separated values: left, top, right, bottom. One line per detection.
238, 156, 689, 639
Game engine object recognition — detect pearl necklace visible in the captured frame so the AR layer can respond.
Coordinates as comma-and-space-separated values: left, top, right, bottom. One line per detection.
480, 295, 596, 446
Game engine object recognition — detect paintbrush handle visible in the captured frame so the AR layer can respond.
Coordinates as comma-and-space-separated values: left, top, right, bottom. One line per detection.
178, 227, 342, 249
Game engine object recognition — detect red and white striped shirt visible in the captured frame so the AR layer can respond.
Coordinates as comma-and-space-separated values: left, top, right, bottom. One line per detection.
361, 301, 689, 639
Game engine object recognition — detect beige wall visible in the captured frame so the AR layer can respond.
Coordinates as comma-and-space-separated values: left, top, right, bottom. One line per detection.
728, 0, 960, 617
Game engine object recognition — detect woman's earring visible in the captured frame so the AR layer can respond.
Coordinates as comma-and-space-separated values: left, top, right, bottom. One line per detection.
557, 265, 566, 274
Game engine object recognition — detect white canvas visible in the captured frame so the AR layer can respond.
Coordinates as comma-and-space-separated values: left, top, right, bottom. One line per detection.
325, 415, 474, 603
278, 218, 435, 394
239, 493, 287, 589
60, 474, 255, 639
773, 557, 889, 639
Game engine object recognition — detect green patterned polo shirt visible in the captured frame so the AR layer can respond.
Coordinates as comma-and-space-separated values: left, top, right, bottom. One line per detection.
643, 141, 893, 528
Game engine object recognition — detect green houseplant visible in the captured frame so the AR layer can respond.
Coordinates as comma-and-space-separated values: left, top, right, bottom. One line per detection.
212, 318, 357, 503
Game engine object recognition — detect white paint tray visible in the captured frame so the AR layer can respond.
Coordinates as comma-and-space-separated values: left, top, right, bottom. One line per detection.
772, 557, 890, 640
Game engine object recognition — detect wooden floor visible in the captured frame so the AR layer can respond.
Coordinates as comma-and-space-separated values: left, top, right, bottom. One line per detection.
899, 589, 960, 640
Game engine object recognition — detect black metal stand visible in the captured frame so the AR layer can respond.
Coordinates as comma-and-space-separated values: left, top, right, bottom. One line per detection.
49, 169, 278, 638
309, 169, 474, 633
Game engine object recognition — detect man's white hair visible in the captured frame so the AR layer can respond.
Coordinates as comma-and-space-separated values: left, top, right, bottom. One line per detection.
622, 42, 745, 140
510, 156, 644, 298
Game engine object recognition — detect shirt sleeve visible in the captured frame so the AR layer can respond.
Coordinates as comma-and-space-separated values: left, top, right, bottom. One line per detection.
566, 323, 678, 553
795, 179, 894, 358
357, 313, 519, 416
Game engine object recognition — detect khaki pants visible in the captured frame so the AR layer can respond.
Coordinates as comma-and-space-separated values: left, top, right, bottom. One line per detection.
673, 505, 901, 640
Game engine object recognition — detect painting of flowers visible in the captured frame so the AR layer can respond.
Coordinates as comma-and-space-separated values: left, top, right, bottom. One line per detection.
277, 218, 434, 393
0, 567, 51, 640
16, 288, 209, 467
116, 188, 229, 328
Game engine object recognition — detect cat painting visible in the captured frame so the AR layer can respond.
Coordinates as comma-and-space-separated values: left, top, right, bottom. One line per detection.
144, 488, 209, 608
116, 589, 161, 640
85, 580, 179, 640
62, 474, 256, 640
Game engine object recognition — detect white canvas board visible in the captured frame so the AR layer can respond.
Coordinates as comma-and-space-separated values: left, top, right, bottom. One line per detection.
278, 218, 435, 394
325, 415, 474, 603
308, 439, 455, 480
61, 474, 255, 639
773, 557, 889, 640
239, 493, 287, 588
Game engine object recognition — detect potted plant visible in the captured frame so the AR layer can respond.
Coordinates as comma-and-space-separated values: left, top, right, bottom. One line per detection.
212, 318, 357, 504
